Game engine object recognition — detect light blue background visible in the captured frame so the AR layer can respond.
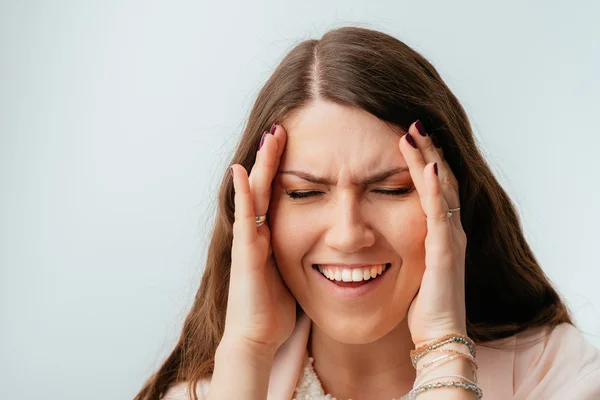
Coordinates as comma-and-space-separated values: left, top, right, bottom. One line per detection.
1, 1, 599, 399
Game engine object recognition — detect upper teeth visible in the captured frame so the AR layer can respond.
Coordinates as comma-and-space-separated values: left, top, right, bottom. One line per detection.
316, 264, 387, 282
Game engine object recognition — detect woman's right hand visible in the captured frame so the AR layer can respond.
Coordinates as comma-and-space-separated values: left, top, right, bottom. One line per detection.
222, 124, 296, 357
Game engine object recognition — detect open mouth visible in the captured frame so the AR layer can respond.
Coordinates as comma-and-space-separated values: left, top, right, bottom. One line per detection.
312, 263, 391, 287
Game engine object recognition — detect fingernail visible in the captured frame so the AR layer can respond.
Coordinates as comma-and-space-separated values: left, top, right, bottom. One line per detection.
431, 134, 440, 148
434, 162, 438, 176
257, 131, 268, 150
406, 133, 417, 149
269, 123, 277, 134
230, 166, 234, 176
415, 120, 427, 137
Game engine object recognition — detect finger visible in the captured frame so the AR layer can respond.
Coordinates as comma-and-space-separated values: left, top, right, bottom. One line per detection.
422, 162, 454, 266
406, 120, 462, 228
231, 164, 257, 245
272, 124, 288, 168
248, 124, 286, 219
398, 131, 427, 198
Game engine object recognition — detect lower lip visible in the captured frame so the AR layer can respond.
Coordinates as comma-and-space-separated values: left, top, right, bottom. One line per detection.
312, 264, 391, 299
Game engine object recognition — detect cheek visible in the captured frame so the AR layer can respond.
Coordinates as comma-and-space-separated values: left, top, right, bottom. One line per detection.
375, 202, 428, 289
267, 197, 316, 282
377, 201, 427, 251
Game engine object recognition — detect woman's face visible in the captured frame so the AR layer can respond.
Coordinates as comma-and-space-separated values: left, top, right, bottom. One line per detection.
268, 100, 427, 344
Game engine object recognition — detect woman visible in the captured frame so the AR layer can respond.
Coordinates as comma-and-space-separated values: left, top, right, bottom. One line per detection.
134, 26, 600, 399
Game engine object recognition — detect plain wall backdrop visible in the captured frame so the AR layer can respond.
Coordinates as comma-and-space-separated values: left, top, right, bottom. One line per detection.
1, 1, 599, 399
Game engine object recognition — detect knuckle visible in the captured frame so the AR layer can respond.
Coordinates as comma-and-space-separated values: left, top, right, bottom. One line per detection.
460, 233, 468, 249
441, 173, 458, 189
428, 213, 449, 224
438, 212, 451, 224
422, 140, 436, 153
232, 215, 253, 229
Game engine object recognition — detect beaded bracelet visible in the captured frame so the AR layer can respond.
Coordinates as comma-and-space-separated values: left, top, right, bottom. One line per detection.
411, 333, 476, 366
411, 334, 476, 361
407, 380, 483, 400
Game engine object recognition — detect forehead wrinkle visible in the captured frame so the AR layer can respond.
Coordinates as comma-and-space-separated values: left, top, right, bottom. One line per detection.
281, 139, 406, 186
278, 165, 409, 186
281, 105, 406, 185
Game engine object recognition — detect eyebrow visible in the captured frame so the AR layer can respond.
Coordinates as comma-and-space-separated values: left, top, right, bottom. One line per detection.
278, 167, 409, 185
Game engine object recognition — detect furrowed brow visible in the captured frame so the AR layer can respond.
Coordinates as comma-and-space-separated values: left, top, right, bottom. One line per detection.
278, 167, 409, 185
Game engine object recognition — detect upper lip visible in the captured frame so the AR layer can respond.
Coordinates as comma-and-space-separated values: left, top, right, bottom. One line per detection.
314, 263, 389, 268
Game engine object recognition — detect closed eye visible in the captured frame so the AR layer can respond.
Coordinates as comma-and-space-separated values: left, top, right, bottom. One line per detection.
286, 190, 324, 199
285, 188, 412, 199
373, 188, 412, 196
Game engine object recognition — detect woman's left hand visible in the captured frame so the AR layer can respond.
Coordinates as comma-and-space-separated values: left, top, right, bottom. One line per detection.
399, 120, 468, 349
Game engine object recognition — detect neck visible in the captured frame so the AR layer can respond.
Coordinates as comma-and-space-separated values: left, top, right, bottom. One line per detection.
308, 319, 416, 400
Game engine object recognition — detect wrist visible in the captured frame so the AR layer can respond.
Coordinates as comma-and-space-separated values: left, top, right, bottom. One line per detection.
217, 334, 277, 365
413, 326, 468, 350
209, 334, 275, 400
413, 329, 471, 356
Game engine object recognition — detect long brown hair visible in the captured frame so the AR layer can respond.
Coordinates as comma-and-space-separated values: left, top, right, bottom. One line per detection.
134, 26, 572, 400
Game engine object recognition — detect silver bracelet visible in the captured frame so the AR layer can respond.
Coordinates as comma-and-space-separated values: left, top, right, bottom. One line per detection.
407, 380, 483, 399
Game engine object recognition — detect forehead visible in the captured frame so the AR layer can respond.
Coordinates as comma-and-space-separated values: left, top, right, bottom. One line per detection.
281, 100, 405, 169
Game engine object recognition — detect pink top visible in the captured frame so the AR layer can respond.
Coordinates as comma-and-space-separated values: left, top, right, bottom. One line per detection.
161, 313, 600, 399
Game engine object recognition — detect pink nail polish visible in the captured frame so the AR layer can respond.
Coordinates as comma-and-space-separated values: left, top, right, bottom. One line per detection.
269, 123, 277, 134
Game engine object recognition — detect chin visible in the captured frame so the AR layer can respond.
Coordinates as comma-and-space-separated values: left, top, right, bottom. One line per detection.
308, 307, 406, 344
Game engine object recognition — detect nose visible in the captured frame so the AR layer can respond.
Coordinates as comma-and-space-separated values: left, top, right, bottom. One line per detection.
323, 192, 376, 253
